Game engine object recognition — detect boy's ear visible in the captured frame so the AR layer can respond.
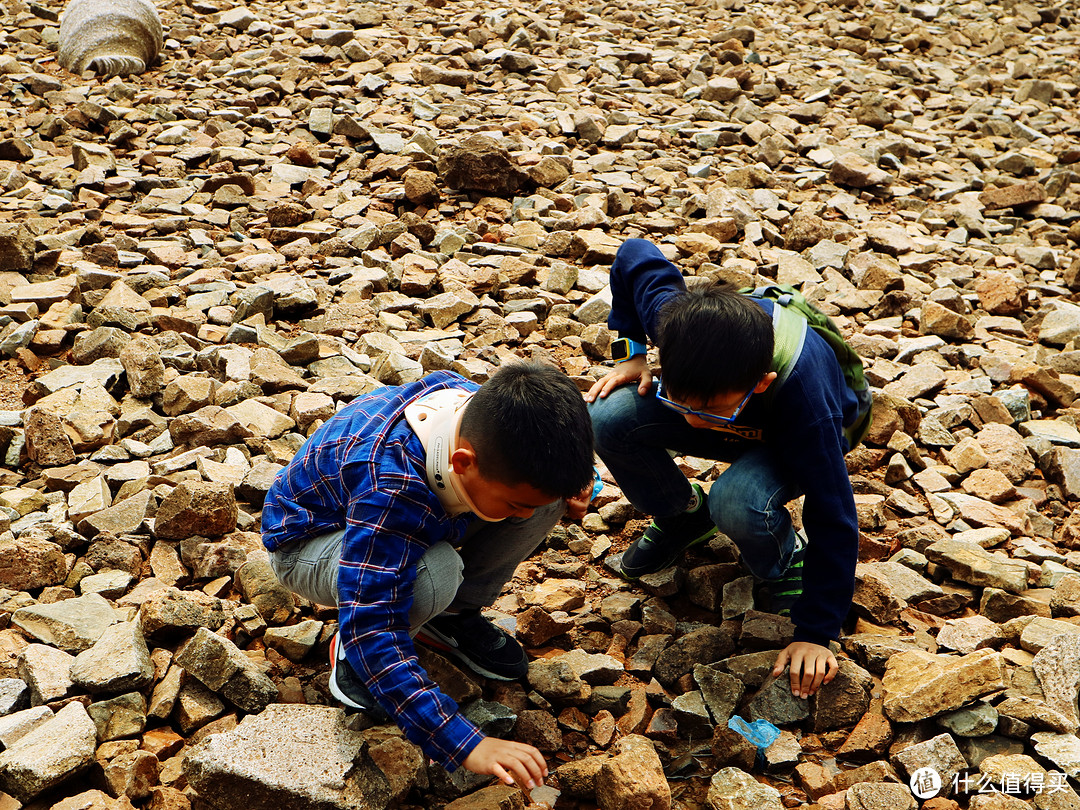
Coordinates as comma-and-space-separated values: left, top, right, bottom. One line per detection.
755, 372, 778, 394
450, 444, 479, 475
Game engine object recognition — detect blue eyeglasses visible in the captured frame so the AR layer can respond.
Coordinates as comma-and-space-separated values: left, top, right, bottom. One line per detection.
656, 379, 757, 426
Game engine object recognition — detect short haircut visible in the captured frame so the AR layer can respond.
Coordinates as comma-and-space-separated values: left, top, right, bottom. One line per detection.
460, 362, 594, 498
657, 283, 774, 401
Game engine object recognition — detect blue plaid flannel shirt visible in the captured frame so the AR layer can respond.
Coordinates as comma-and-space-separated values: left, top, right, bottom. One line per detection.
262, 371, 483, 770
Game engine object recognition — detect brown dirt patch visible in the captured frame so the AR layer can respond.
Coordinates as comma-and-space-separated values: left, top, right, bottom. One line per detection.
0, 360, 29, 412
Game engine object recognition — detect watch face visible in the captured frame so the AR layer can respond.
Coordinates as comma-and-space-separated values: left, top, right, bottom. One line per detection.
612, 340, 630, 362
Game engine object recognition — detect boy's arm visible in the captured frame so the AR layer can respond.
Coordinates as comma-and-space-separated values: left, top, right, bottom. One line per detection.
783, 411, 859, 647
764, 366, 859, 699
337, 476, 484, 770
608, 239, 686, 342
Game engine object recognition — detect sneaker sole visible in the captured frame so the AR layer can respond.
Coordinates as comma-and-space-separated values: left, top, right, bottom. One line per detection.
619, 524, 719, 580
414, 626, 523, 682
328, 635, 389, 718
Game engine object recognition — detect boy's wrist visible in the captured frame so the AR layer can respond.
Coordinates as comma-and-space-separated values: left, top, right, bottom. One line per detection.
611, 337, 647, 364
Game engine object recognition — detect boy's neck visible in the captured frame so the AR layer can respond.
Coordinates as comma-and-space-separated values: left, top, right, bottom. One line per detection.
404, 389, 502, 521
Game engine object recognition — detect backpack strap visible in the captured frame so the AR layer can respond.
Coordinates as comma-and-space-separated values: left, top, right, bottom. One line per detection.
770, 297, 807, 392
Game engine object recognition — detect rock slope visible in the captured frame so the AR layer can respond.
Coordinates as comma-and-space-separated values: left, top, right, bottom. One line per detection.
1, 0, 1080, 807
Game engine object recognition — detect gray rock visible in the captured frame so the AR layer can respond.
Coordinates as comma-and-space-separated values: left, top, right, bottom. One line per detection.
654, 626, 735, 686
672, 690, 714, 739
1031, 732, 1080, 779
746, 673, 810, 726
706, 766, 783, 810
0, 679, 28, 716
175, 627, 277, 713
810, 658, 873, 733
263, 619, 322, 662
938, 702, 999, 737
17, 644, 74, 705
527, 659, 590, 705
891, 732, 968, 795
461, 699, 517, 738
11, 593, 118, 652
694, 664, 745, 727
236, 559, 294, 625
183, 704, 393, 810
87, 692, 147, 741
846, 782, 916, 810
0, 706, 53, 750
1033, 634, 1080, 726
924, 539, 1031, 593
154, 481, 238, 540
0, 701, 97, 802
138, 586, 228, 640
59, 0, 161, 76
555, 649, 624, 685
70, 621, 154, 695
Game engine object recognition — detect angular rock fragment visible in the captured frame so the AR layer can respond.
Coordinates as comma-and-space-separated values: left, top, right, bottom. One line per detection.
174, 627, 277, 713
183, 705, 392, 810
0, 701, 97, 802
883, 649, 1007, 723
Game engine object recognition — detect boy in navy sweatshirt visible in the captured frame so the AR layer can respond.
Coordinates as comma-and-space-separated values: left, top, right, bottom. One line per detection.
586, 238, 864, 699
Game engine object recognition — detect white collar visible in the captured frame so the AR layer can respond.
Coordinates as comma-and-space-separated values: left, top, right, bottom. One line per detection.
404, 389, 502, 522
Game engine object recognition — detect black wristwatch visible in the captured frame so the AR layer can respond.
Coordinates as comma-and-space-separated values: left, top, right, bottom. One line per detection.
611, 338, 647, 364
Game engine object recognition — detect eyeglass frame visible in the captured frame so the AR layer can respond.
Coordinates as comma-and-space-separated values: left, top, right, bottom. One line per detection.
655, 378, 759, 426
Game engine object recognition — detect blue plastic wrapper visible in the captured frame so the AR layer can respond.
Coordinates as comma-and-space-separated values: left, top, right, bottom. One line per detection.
590, 468, 604, 500
727, 716, 781, 766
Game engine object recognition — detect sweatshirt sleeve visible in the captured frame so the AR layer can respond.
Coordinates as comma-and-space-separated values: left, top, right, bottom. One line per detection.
767, 351, 860, 646
608, 238, 687, 342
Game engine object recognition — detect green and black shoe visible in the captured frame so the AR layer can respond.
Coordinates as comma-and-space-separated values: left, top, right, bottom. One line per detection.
619, 483, 718, 579
766, 534, 807, 616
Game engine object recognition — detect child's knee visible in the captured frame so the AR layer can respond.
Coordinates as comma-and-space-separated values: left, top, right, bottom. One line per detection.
706, 480, 760, 541
588, 387, 637, 448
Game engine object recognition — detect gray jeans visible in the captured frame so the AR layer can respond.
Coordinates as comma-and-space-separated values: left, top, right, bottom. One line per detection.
268, 500, 565, 632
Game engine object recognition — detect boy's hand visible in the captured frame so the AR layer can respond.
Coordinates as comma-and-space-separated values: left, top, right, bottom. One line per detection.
463, 737, 548, 790
772, 641, 838, 699
584, 356, 652, 402
565, 485, 592, 521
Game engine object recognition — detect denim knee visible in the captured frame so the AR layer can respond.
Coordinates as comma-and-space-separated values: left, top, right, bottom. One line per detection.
588, 385, 639, 452
707, 478, 764, 543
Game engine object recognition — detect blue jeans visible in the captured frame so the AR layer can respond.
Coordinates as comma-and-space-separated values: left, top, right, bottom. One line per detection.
589, 383, 802, 580
269, 500, 566, 632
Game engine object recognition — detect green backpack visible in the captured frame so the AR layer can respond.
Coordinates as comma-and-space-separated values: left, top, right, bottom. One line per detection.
741, 284, 874, 450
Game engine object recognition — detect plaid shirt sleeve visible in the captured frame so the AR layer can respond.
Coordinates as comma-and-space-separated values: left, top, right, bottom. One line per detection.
336, 439, 484, 771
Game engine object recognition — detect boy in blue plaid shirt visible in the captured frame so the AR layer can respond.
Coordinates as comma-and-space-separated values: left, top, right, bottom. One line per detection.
262, 363, 594, 790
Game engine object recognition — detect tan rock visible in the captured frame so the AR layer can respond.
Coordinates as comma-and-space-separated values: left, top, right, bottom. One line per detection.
596, 735, 670, 810
882, 649, 1007, 723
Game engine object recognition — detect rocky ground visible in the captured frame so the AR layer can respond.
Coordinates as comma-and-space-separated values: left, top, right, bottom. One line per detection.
2, 0, 1080, 807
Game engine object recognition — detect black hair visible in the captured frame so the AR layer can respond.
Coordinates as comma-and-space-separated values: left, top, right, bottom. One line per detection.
657, 283, 774, 401
460, 362, 594, 498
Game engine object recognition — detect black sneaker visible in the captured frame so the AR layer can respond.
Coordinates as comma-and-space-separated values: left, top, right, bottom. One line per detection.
766, 533, 807, 616
619, 483, 718, 579
415, 609, 529, 681
328, 633, 390, 721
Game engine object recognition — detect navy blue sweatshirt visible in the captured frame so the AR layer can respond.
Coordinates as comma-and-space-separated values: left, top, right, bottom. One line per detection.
608, 242, 860, 647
